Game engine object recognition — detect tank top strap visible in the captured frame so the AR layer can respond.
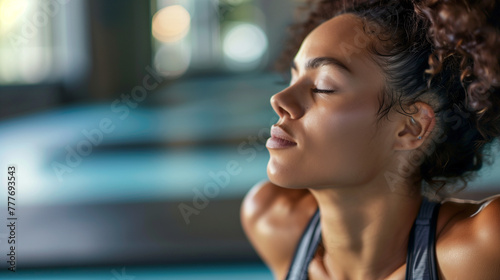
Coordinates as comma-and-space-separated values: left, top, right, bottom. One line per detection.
285, 197, 441, 280
405, 196, 441, 280
285, 207, 321, 280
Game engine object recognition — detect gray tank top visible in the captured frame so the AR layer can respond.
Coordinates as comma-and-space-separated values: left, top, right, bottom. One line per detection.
285, 197, 441, 280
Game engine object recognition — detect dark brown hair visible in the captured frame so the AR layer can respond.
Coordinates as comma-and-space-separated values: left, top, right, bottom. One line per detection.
275, 0, 500, 198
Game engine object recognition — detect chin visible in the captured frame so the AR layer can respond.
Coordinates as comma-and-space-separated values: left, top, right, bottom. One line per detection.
267, 165, 305, 189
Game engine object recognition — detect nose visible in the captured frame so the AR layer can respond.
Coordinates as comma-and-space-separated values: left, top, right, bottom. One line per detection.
270, 86, 305, 120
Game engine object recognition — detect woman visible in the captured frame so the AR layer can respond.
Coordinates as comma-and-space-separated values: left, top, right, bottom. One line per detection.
241, 1, 500, 279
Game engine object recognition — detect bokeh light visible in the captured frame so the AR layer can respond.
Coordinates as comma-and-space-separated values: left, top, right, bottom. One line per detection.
222, 23, 268, 69
152, 4, 191, 43
154, 42, 191, 78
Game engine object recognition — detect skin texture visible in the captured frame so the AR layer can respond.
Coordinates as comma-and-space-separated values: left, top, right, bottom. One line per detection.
241, 14, 500, 280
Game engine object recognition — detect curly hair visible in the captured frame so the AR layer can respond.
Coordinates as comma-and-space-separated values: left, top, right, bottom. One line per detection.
274, 0, 500, 199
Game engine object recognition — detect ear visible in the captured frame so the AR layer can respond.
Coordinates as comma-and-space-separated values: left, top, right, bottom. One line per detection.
394, 102, 436, 151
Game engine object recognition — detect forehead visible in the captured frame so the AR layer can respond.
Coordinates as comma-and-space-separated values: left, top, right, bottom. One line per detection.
294, 13, 382, 77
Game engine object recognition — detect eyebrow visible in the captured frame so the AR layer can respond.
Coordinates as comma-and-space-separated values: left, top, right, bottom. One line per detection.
291, 57, 352, 74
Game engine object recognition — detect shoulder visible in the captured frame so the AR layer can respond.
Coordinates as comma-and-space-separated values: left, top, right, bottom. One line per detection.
436, 194, 500, 279
240, 180, 317, 280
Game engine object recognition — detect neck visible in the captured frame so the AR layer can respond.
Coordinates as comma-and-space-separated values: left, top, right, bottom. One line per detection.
308, 177, 422, 280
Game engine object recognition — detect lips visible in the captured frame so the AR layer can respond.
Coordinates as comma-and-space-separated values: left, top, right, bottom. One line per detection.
270, 126, 296, 144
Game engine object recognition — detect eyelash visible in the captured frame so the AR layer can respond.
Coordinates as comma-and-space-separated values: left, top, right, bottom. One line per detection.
311, 88, 335, 94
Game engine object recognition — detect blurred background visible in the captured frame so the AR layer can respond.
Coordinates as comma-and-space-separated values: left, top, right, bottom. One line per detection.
0, 0, 499, 279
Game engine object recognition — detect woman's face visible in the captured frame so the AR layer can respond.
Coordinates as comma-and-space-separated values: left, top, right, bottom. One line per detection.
267, 14, 399, 189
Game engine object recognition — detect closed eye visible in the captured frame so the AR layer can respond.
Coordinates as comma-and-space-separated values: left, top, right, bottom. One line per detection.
312, 88, 335, 94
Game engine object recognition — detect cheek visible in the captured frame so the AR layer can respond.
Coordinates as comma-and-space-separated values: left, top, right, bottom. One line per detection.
303, 101, 380, 180
308, 101, 377, 148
